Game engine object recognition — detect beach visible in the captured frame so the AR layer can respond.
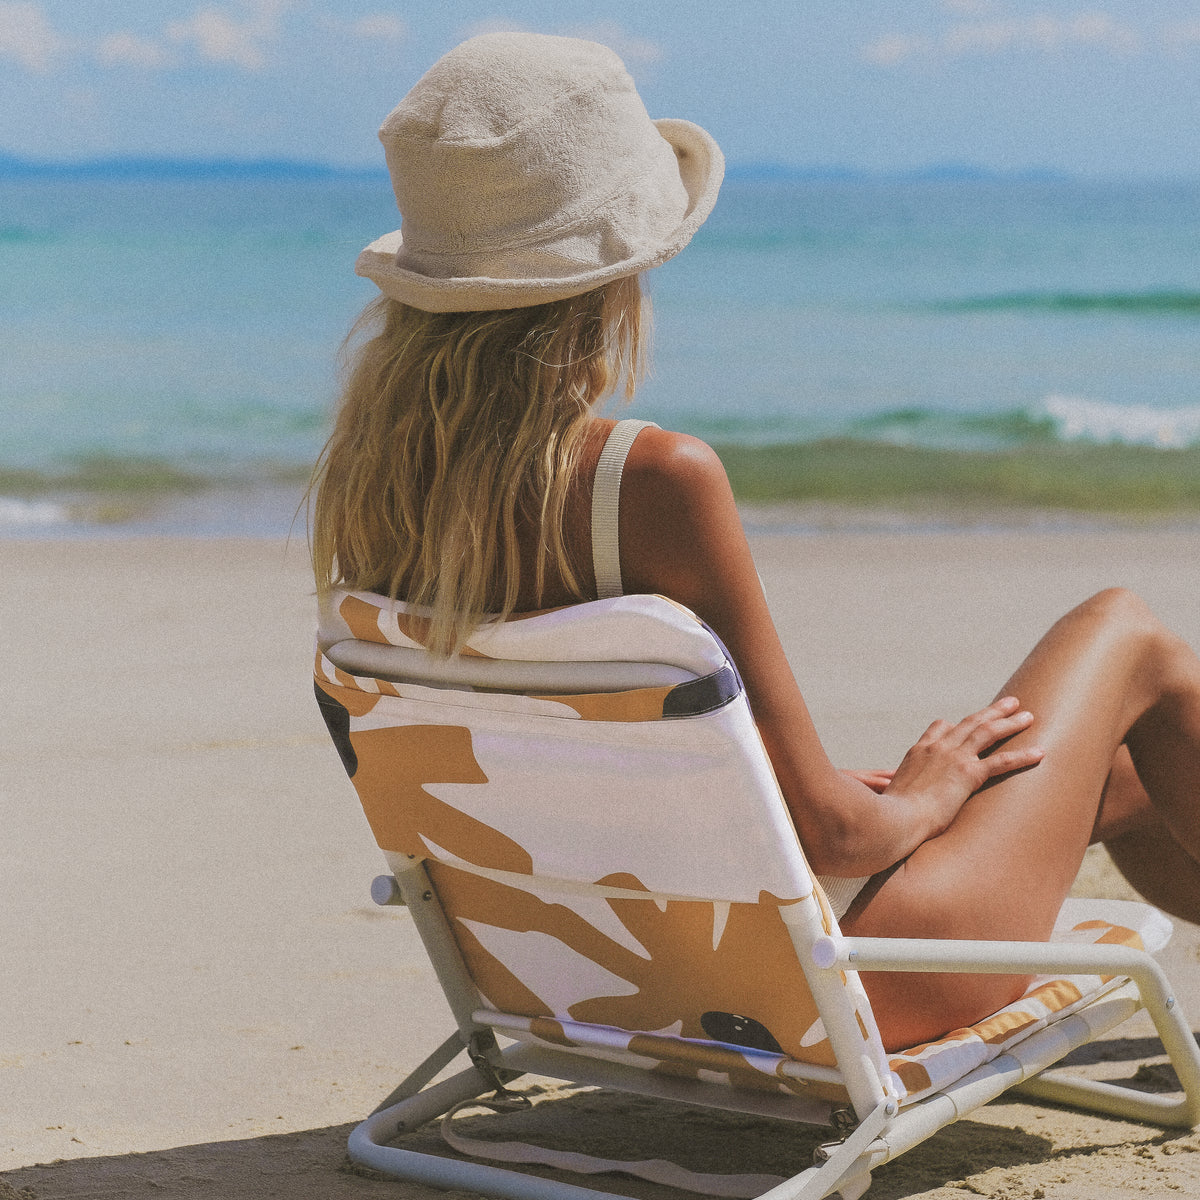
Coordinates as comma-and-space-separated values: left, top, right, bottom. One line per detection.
4, 522, 1200, 1199
7, 11, 1200, 1196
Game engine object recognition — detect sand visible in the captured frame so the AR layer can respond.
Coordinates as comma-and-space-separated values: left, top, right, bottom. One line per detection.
3, 525, 1200, 1199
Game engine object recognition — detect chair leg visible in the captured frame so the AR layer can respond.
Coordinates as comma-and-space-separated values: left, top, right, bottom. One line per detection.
830, 1168, 871, 1200
754, 1096, 896, 1200
1012, 1072, 1200, 1127
1011, 965, 1200, 1130
370, 1029, 469, 1115
352, 1062, 636, 1200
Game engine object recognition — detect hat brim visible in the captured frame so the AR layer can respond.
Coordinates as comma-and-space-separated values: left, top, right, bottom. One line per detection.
355, 118, 724, 313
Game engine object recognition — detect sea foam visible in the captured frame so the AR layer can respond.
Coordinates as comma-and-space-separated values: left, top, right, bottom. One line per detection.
1041, 395, 1200, 448
0, 496, 70, 527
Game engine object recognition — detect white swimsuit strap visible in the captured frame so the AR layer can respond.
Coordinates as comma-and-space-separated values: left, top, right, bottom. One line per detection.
590, 419, 657, 600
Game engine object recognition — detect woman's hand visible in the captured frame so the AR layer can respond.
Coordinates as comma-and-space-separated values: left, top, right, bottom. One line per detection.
883, 696, 1044, 840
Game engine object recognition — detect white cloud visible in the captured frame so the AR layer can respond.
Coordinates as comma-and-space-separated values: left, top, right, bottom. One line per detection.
97, 31, 174, 70
863, 33, 932, 67
349, 14, 407, 43
167, 8, 263, 69
951, 15, 1139, 55
457, 18, 661, 66
865, 11, 1141, 65
1163, 21, 1200, 51
460, 18, 528, 39
565, 21, 662, 65
0, 1, 66, 72
166, 1, 289, 71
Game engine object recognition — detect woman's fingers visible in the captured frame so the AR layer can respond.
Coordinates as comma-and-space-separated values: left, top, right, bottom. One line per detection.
959, 695, 1021, 732
944, 696, 1031, 751
918, 697, 1014, 743
967, 709, 1036, 754
887, 696, 1045, 834
950, 696, 1043, 779
910, 696, 1042, 778
978, 743, 1045, 779
918, 699, 1025, 747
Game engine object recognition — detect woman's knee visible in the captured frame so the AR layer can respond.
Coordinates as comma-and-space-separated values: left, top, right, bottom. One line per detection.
1075, 587, 1157, 634
1066, 588, 1165, 659
1062, 588, 1190, 727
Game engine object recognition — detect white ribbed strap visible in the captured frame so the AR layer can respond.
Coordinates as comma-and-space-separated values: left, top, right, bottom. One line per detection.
816, 874, 871, 921
440, 1099, 786, 1198
591, 419, 658, 600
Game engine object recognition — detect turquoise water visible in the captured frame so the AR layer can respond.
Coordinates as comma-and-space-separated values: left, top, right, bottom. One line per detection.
4, 171, 1200, 531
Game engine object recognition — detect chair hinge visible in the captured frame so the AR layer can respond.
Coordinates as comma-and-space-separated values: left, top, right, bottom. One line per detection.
814, 1099, 895, 1166
467, 1029, 523, 1096
813, 1106, 860, 1164
830, 1106, 858, 1134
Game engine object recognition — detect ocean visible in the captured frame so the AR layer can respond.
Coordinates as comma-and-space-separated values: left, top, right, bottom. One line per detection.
4, 167, 1200, 535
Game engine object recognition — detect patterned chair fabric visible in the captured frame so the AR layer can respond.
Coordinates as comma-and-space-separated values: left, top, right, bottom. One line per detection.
315, 588, 1163, 1111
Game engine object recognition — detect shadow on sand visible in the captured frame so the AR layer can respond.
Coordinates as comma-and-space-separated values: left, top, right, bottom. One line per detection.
0, 1092, 1055, 1200
7, 1064, 1200, 1200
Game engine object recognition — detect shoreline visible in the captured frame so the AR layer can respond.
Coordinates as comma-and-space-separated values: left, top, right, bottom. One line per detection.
6, 481, 1200, 541
9, 431, 1200, 540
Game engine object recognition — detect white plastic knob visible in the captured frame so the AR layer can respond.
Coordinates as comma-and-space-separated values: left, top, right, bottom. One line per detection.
371, 875, 404, 906
812, 936, 839, 969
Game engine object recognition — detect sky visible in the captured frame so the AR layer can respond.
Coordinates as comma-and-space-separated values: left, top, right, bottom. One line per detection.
2, 0, 1199, 176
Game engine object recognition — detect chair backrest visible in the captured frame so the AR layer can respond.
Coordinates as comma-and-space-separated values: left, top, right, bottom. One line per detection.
315, 589, 894, 1114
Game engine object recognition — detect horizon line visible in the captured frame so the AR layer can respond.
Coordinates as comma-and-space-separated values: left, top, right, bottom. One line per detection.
0, 152, 1192, 184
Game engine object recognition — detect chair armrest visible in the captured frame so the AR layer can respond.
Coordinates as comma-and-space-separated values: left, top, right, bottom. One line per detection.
813, 933, 1170, 992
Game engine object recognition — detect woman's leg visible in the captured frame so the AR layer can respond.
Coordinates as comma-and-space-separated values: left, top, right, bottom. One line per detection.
1097, 746, 1200, 924
841, 588, 1200, 1050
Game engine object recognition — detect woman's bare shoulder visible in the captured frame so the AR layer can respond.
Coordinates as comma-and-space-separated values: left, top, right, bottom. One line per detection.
618, 426, 753, 610
624, 429, 734, 528
624, 426, 729, 494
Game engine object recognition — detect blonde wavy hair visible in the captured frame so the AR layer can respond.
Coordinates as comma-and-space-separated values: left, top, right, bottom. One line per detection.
311, 275, 647, 654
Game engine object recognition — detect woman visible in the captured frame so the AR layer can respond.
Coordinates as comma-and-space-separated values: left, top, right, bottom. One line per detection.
313, 32, 1200, 1050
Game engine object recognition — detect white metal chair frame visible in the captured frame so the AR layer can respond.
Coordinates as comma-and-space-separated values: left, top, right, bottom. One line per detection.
351, 856, 1200, 1200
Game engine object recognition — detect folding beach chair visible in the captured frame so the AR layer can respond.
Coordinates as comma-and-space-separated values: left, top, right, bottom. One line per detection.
315, 588, 1200, 1200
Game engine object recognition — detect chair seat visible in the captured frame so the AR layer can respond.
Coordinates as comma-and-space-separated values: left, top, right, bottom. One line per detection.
887, 897, 1172, 1104
470, 898, 1170, 1110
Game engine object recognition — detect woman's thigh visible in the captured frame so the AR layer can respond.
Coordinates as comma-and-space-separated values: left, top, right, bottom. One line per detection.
840, 590, 1164, 1049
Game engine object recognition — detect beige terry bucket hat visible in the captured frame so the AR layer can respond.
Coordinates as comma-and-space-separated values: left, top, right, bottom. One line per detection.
355, 32, 724, 312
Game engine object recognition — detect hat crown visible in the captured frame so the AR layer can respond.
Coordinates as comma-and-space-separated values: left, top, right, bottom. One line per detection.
356, 32, 723, 312
387, 33, 628, 145
379, 33, 681, 264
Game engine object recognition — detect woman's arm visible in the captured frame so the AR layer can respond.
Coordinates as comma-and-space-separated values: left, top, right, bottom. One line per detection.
618, 428, 1041, 877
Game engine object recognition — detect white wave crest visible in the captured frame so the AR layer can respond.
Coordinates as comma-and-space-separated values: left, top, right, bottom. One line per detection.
1041, 394, 1200, 448
0, 496, 71, 526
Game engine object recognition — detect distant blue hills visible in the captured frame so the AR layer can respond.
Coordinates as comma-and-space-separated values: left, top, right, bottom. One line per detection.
0, 151, 1069, 183
724, 161, 1070, 183
0, 153, 389, 180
